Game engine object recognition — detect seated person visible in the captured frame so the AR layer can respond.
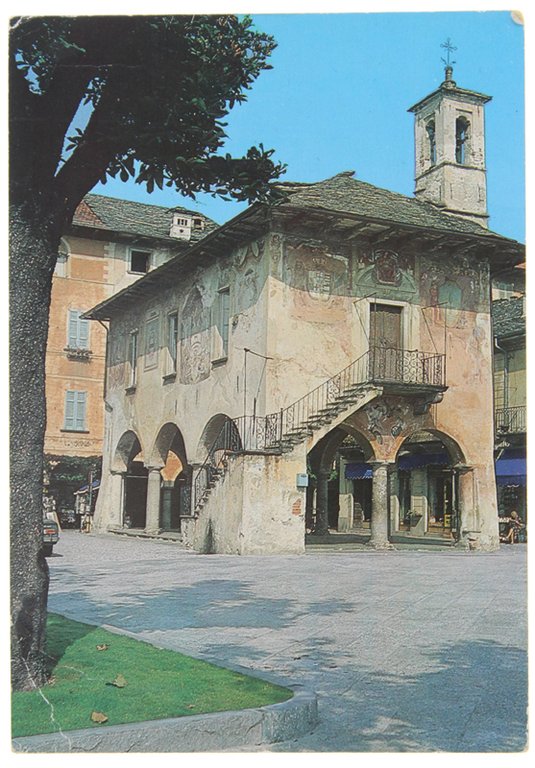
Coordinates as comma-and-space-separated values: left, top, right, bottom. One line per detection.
502, 510, 525, 544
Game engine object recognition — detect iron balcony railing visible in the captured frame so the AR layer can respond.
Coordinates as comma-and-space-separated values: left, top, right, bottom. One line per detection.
368, 345, 445, 387
495, 404, 526, 434
192, 346, 446, 515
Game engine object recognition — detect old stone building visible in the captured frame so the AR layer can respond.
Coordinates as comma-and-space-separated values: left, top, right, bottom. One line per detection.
87, 67, 524, 553
44, 194, 215, 516
492, 293, 527, 525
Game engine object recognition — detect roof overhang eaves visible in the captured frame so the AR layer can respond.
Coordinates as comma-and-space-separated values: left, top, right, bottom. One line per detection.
68, 222, 185, 248
82, 203, 269, 321
407, 85, 492, 114
277, 202, 520, 245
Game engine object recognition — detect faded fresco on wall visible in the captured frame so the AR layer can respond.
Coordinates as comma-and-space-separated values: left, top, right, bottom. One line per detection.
420, 256, 488, 313
180, 286, 211, 384
108, 332, 126, 389
144, 315, 160, 370
284, 243, 348, 320
354, 248, 417, 297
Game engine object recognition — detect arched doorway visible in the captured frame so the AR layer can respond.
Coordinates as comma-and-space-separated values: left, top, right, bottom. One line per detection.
393, 430, 466, 540
150, 423, 191, 532
113, 431, 147, 529
307, 426, 375, 537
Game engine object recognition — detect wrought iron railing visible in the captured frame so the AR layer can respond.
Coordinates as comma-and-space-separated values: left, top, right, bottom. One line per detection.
495, 404, 526, 434
192, 346, 446, 515
368, 346, 445, 387
192, 417, 242, 514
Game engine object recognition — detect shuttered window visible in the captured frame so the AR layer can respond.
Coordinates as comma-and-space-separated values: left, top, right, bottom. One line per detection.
68, 310, 90, 349
129, 331, 138, 387
64, 390, 87, 431
167, 312, 178, 374
217, 288, 230, 358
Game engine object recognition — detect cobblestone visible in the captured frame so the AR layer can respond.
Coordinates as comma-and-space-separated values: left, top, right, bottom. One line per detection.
48, 531, 528, 752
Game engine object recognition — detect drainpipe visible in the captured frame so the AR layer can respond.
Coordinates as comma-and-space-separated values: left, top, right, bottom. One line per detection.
97, 319, 110, 404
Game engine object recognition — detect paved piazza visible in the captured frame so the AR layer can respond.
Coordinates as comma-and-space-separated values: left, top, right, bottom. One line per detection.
48, 531, 528, 753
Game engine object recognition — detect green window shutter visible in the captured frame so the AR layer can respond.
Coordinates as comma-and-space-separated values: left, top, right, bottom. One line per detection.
75, 392, 87, 431
68, 310, 90, 349
64, 390, 76, 429
68, 311, 79, 348
64, 390, 86, 431
78, 317, 89, 349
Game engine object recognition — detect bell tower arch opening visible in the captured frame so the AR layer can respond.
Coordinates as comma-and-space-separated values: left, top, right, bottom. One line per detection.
408, 49, 491, 227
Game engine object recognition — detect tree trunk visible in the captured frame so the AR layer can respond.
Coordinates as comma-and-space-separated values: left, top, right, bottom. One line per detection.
10, 198, 60, 691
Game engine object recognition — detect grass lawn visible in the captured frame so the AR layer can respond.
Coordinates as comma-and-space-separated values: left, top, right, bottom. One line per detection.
12, 613, 293, 738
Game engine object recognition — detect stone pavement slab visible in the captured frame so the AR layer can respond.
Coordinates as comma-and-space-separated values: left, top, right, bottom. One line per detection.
45, 531, 528, 752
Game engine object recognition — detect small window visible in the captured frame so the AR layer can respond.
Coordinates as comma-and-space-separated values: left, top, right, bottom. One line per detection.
64, 390, 87, 431
67, 309, 90, 349
130, 249, 151, 274
193, 218, 204, 230
55, 239, 70, 277
128, 331, 138, 387
166, 312, 178, 375
455, 117, 469, 164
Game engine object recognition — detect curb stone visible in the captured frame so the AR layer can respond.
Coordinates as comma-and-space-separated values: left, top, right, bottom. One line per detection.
12, 686, 318, 753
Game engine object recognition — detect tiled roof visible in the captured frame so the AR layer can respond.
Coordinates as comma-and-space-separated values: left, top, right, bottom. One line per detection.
72, 193, 218, 242
492, 297, 526, 338
277, 171, 503, 238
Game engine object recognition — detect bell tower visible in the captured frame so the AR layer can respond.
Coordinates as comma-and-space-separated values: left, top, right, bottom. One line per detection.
408, 41, 492, 227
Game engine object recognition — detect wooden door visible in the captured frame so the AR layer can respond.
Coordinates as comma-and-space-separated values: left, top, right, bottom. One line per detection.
370, 304, 402, 380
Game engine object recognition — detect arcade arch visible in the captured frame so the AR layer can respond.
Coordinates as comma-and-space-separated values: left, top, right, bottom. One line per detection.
307, 425, 376, 537
392, 429, 467, 539
150, 423, 192, 532
112, 431, 148, 529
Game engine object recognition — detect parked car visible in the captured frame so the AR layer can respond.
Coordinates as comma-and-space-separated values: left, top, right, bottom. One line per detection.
43, 517, 59, 556
59, 508, 77, 528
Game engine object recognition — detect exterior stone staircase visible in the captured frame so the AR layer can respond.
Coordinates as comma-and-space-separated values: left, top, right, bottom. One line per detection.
192, 346, 446, 516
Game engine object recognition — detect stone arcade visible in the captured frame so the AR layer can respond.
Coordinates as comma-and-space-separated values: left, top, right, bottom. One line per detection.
86, 67, 524, 554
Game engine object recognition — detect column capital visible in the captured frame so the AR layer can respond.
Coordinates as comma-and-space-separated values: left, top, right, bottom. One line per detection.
370, 460, 394, 470
454, 464, 473, 474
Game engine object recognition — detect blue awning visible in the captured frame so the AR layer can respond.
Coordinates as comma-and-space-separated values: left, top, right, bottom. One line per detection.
345, 463, 373, 480
496, 457, 526, 486
74, 479, 101, 495
397, 452, 450, 470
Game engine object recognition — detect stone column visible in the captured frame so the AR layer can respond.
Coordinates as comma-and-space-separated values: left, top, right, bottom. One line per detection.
455, 466, 479, 549
337, 457, 353, 532
369, 462, 393, 549
314, 468, 330, 535
108, 471, 124, 528
145, 467, 162, 536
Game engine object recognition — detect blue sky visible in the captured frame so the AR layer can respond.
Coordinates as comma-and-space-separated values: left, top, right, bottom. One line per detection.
90, 11, 525, 242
